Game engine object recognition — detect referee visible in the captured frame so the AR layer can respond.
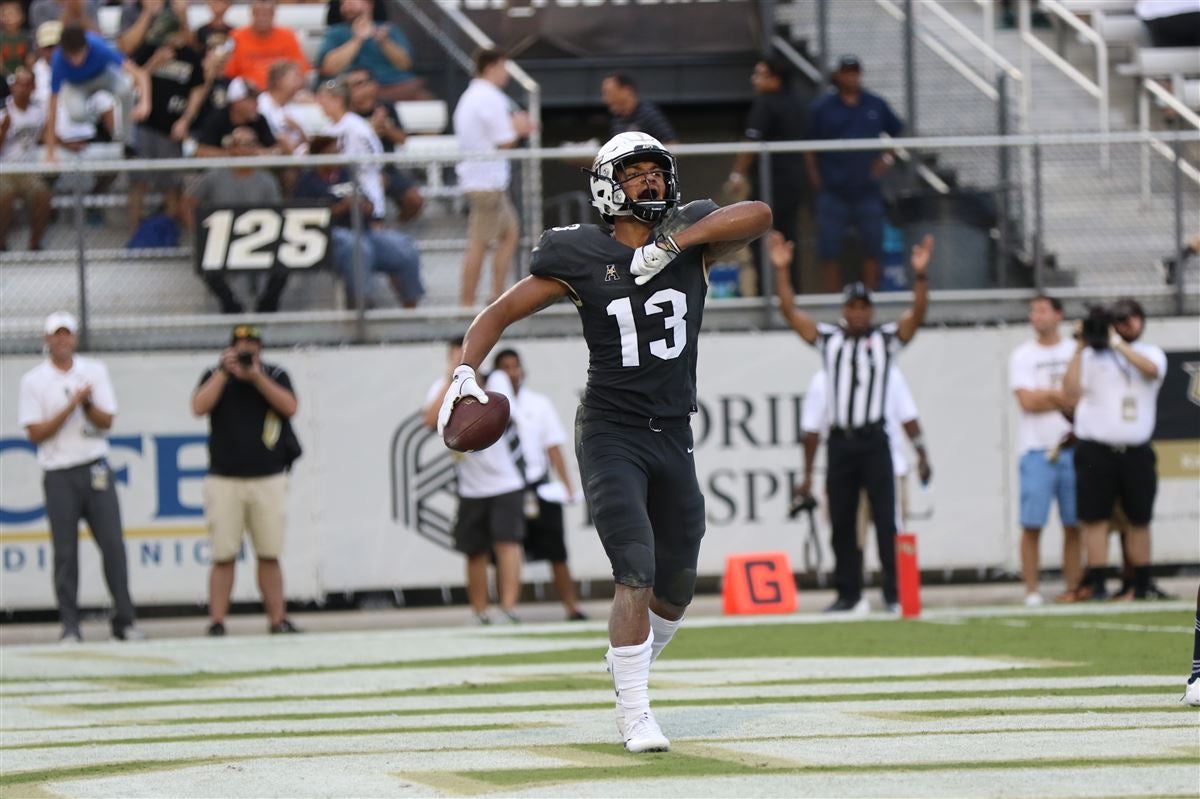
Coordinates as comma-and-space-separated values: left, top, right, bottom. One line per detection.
770, 231, 933, 612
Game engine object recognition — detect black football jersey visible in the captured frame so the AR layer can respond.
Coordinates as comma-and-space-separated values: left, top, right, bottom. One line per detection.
530, 199, 720, 418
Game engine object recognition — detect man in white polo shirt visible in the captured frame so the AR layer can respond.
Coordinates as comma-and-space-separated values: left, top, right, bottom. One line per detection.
1063, 299, 1167, 601
17, 311, 142, 642
423, 337, 526, 624
1009, 294, 1079, 606
452, 47, 534, 307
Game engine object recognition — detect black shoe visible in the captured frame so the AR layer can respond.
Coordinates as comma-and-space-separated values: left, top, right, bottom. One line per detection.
112, 625, 146, 641
824, 596, 861, 613
207, 621, 226, 637
269, 618, 301, 634
1143, 582, 1176, 600
59, 627, 83, 644
567, 610, 588, 621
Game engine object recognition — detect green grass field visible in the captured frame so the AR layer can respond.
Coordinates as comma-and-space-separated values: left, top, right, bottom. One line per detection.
1, 604, 1197, 798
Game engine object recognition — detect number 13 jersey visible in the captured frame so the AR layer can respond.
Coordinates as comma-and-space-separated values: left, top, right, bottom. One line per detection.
530, 199, 719, 419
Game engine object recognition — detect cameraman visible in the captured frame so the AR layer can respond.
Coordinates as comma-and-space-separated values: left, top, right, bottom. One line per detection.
192, 324, 301, 635
1063, 300, 1166, 600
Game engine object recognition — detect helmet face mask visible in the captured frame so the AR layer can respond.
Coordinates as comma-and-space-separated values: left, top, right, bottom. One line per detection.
587, 132, 680, 224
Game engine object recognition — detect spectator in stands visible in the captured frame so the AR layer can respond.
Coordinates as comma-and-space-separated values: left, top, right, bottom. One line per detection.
602, 73, 678, 145
32, 19, 114, 159
453, 47, 534, 307
195, 0, 233, 51
192, 323, 301, 637
1, 1, 35, 98
223, 0, 310, 91
116, 0, 187, 56
45, 23, 150, 162
182, 126, 288, 313
726, 56, 811, 290
318, 0, 429, 102
1136, 0, 1200, 47
126, 29, 203, 238
325, 0, 384, 26
1063, 299, 1166, 601
346, 66, 422, 221
194, 75, 280, 157
806, 55, 903, 293
257, 59, 306, 153
181, 24, 234, 136
29, 0, 98, 33
0, 67, 51, 251
315, 76, 384, 222
295, 135, 424, 308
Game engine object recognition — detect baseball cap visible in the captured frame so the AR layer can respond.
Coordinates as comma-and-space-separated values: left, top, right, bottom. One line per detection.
836, 54, 862, 72
1110, 298, 1145, 321
44, 311, 78, 335
36, 20, 62, 49
230, 323, 262, 343
226, 77, 259, 104
842, 281, 872, 305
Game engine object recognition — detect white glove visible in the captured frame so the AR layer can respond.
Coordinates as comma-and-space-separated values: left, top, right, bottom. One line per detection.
436, 364, 487, 436
630, 234, 681, 286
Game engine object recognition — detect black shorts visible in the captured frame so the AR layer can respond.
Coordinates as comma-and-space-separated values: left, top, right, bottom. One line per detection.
453, 489, 526, 556
1074, 439, 1157, 526
574, 406, 705, 607
524, 497, 567, 563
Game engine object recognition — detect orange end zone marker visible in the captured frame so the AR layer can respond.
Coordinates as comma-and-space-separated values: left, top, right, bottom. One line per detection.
896, 532, 921, 618
722, 552, 798, 615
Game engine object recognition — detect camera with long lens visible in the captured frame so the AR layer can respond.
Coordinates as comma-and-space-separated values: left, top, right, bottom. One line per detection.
1080, 306, 1113, 350
236, 352, 254, 368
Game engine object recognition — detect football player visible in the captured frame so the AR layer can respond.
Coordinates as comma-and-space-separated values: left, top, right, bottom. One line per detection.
437, 131, 771, 752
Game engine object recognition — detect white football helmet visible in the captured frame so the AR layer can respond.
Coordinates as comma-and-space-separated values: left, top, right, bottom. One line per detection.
587, 131, 680, 224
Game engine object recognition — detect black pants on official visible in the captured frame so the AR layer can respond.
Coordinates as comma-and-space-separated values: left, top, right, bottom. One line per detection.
43, 459, 136, 634
826, 427, 897, 603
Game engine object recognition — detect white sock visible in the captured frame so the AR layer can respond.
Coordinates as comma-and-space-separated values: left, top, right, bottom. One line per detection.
606, 631, 653, 716
648, 609, 683, 663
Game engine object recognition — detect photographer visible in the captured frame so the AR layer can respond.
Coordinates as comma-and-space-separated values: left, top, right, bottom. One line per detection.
192, 324, 301, 635
1063, 300, 1166, 600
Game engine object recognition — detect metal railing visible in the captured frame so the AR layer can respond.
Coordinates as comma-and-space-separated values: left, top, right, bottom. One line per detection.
1139, 78, 1200, 199
1018, 0, 1111, 163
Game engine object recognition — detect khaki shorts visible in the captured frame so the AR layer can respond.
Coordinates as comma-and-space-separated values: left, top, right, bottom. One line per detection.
465, 190, 518, 245
0, 173, 50, 202
203, 474, 288, 561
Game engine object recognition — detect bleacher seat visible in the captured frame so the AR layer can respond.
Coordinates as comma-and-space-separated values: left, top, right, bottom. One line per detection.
1091, 14, 1149, 47
1119, 47, 1200, 78
394, 101, 449, 135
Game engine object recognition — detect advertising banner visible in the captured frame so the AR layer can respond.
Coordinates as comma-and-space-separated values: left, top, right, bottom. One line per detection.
2, 320, 1197, 610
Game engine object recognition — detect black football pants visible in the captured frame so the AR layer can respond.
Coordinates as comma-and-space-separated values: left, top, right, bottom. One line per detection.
826, 428, 897, 604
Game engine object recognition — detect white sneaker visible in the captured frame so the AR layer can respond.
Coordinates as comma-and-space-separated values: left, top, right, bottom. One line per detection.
1183, 677, 1200, 707
621, 710, 670, 753
1024, 593, 1045, 608
851, 597, 870, 616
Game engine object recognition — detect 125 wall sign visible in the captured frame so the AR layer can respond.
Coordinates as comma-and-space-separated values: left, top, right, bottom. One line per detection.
194, 204, 333, 273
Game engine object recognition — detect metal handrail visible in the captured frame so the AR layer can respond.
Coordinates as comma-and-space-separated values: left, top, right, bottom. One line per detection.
5, 130, 1199, 178
769, 35, 824, 85
1139, 78, 1200, 199
1019, 0, 1110, 164
874, 0, 1000, 101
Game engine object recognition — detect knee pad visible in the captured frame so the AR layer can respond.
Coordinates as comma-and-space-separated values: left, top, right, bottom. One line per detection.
655, 565, 697, 608
610, 541, 655, 589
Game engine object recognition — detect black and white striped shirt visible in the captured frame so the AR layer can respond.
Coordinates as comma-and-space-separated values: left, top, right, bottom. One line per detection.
811, 322, 904, 431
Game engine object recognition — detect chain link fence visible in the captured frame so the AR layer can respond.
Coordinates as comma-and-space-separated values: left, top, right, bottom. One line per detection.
0, 131, 1196, 352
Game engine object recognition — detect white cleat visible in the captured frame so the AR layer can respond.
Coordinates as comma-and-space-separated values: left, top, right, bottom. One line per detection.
1183, 677, 1200, 707
622, 710, 670, 753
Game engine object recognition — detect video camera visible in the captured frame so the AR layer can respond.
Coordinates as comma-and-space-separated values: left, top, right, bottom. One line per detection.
1079, 305, 1115, 350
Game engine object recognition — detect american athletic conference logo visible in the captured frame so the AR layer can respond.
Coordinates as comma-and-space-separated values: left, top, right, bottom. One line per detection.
389, 412, 459, 550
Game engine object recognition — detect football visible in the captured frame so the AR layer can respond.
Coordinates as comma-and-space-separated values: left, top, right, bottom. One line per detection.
442, 391, 510, 453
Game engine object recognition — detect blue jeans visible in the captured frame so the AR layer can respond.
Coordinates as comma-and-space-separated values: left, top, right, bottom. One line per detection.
330, 227, 424, 306
1019, 448, 1078, 529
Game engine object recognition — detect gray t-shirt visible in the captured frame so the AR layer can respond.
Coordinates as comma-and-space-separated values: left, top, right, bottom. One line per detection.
189, 169, 282, 207
29, 0, 101, 31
